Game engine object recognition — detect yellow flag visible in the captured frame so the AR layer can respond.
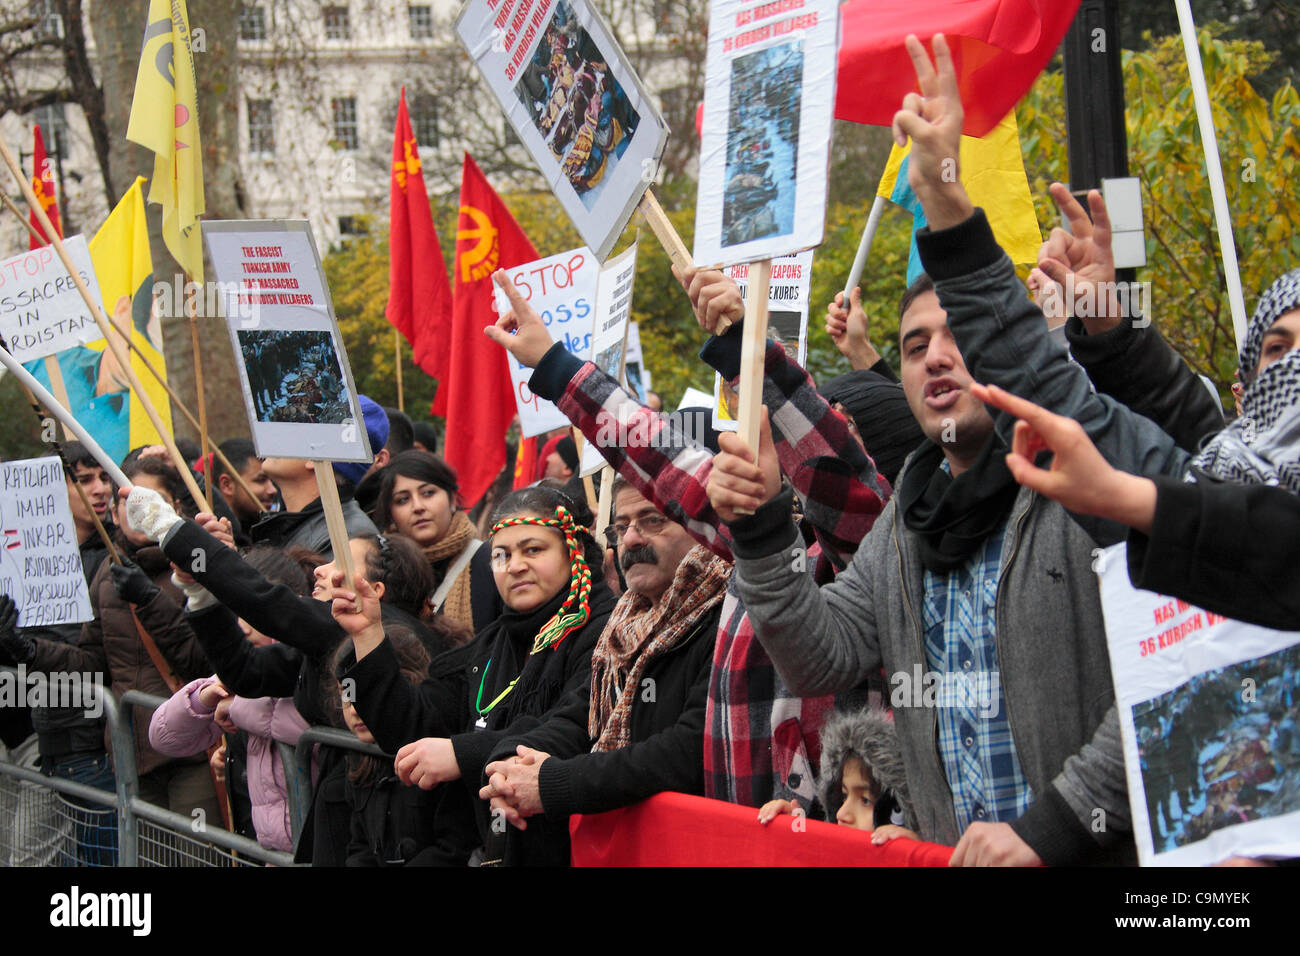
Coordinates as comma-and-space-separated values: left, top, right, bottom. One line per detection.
87, 176, 175, 450
877, 111, 1041, 276
127, 0, 205, 283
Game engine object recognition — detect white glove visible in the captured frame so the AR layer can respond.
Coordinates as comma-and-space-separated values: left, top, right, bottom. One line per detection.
171, 571, 216, 612
125, 485, 183, 542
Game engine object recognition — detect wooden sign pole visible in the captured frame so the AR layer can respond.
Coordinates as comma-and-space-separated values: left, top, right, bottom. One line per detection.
42, 356, 75, 440
593, 464, 614, 543
734, 258, 772, 514
394, 328, 405, 413
637, 187, 733, 334
570, 426, 599, 513
313, 461, 355, 590
0, 188, 266, 511
0, 135, 206, 510
188, 311, 215, 513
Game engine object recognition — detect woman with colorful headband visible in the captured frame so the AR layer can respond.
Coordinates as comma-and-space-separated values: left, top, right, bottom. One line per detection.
332, 485, 616, 866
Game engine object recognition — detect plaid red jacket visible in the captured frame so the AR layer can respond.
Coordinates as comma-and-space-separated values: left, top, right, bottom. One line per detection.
530, 333, 890, 811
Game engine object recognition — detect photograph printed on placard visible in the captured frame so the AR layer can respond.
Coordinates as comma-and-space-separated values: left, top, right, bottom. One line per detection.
238, 329, 350, 425
512, 0, 641, 208
1133, 642, 1300, 854
722, 40, 802, 248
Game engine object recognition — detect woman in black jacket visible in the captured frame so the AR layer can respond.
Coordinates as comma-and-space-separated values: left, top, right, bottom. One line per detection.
120, 485, 467, 864
336, 485, 616, 865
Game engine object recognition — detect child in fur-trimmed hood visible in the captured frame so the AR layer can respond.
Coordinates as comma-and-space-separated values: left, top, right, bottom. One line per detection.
759, 707, 919, 846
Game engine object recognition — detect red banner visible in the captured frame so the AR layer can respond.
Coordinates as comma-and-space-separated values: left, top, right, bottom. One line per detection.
835, 0, 1082, 137
571, 792, 954, 866
438, 154, 540, 505
29, 124, 61, 248
386, 87, 453, 381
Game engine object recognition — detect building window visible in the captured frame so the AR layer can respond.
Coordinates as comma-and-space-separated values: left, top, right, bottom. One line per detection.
409, 5, 434, 39
324, 5, 350, 40
410, 93, 438, 147
34, 104, 67, 157
331, 96, 359, 150
239, 5, 267, 41
338, 215, 367, 236
30, 0, 63, 39
248, 99, 274, 155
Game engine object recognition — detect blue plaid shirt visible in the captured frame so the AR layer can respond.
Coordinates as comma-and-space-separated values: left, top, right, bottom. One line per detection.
921, 510, 1033, 832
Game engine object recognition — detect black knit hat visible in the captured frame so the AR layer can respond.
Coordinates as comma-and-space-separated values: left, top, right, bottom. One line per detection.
819, 370, 926, 486
554, 436, 580, 471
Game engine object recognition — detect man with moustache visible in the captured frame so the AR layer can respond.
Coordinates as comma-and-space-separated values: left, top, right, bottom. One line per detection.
477, 477, 730, 829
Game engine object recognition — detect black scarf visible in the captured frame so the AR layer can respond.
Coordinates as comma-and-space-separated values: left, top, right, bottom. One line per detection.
479, 588, 572, 729
897, 436, 1021, 574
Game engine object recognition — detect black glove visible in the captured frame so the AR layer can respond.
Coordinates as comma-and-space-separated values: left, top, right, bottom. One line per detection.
0, 595, 34, 665
111, 561, 161, 606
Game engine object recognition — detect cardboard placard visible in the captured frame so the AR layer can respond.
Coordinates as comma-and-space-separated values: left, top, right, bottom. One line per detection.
202, 221, 372, 463
0, 458, 94, 627
693, 0, 838, 268
456, 0, 669, 261
0, 237, 104, 362
1097, 543, 1300, 865
495, 246, 600, 437
583, 242, 639, 476
713, 250, 812, 431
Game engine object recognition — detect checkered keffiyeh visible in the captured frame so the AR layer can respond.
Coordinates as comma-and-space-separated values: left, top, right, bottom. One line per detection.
1192, 269, 1300, 495
557, 341, 891, 809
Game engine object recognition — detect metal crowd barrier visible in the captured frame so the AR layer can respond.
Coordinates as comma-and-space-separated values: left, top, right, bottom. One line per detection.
0, 667, 386, 868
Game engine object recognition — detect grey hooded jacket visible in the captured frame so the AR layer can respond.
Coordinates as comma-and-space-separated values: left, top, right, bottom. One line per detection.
729, 210, 1216, 864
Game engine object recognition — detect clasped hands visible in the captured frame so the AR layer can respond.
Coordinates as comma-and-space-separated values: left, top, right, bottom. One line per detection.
477, 745, 551, 831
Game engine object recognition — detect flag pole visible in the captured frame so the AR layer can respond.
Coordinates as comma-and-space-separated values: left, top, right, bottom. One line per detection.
843, 195, 886, 303
0, 189, 266, 513
0, 135, 207, 510
1173, 0, 1248, 352
188, 304, 214, 513
394, 328, 405, 412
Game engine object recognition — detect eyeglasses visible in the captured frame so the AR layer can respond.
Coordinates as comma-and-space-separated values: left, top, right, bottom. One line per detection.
603, 512, 671, 547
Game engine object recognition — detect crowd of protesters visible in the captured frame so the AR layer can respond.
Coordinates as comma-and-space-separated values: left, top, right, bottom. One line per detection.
0, 36, 1296, 867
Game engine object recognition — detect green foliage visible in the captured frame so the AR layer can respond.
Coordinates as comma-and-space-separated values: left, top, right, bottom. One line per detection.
1019, 28, 1300, 397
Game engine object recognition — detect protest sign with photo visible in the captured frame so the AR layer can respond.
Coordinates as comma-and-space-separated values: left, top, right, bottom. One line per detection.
713, 250, 812, 431
0, 237, 103, 362
582, 242, 638, 474
0, 457, 94, 628
693, 0, 838, 268
456, 0, 669, 261
203, 221, 371, 464
623, 321, 648, 403
1097, 543, 1300, 866
494, 245, 600, 437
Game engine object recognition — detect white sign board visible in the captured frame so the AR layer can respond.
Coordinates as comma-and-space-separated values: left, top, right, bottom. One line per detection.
457, 0, 669, 261
0, 237, 104, 362
0, 458, 94, 627
713, 250, 813, 431
203, 221, 372, 463
1097, 543, 1300, 866
693, 0, 838, 268
582, 243, 639, 475
495, 246, 600, 438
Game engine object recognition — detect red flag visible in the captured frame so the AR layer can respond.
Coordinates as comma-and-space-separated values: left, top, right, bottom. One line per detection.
513, 435, 539, 490
386, 88, 453, 379
29, 124, 62, 248
437, 154, 539, 505
835, 0, 1081, 137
